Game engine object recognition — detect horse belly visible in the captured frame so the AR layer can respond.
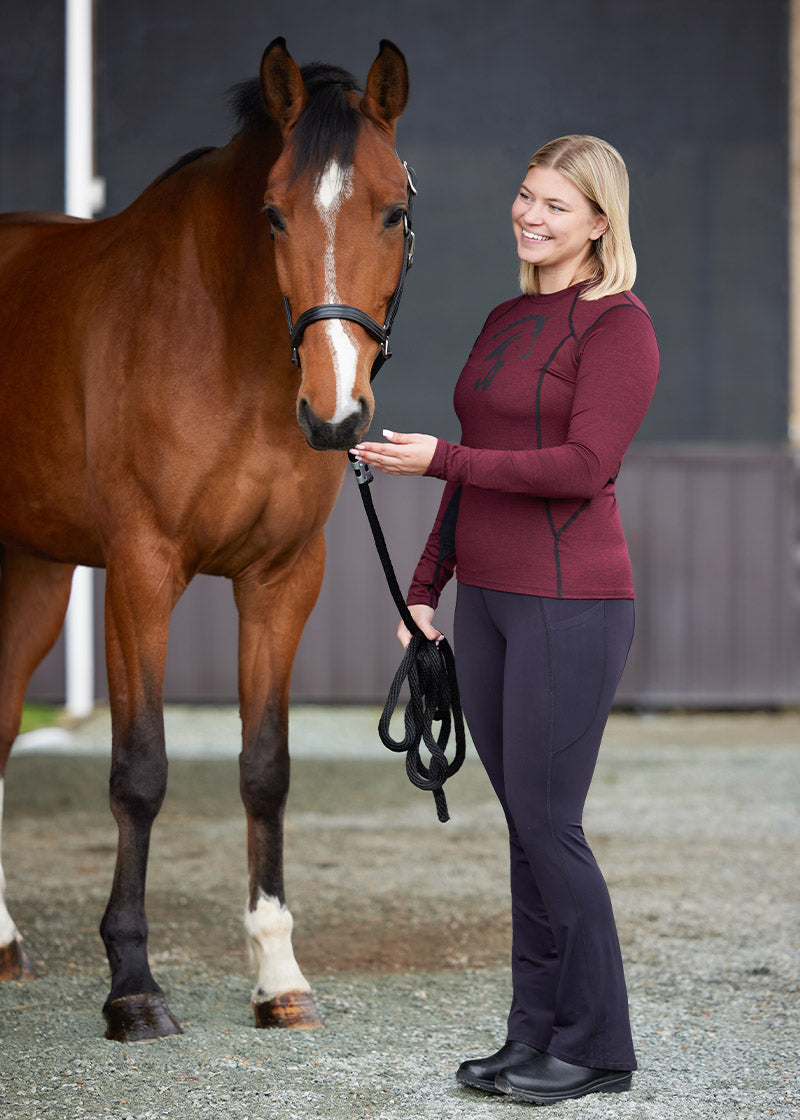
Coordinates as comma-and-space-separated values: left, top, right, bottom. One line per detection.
0, 227, 106, 565
0, 434, 102, 566
0, 373, 100, 565
0, 506, 103, 569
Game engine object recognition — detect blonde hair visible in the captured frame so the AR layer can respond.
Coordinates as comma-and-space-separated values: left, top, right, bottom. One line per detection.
518, 135, 636, 301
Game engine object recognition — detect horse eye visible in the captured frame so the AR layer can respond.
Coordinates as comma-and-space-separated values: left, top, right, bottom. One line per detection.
385, 208, 405, 229
264, 206, 285, 233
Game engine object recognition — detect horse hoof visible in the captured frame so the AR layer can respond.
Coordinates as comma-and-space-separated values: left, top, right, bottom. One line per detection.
0, 938, 35, 981
253, 990, 323, 1029
103, 992, 184, 1042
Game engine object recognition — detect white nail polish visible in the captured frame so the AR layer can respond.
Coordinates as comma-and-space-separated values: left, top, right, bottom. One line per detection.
383, 429, 394, 439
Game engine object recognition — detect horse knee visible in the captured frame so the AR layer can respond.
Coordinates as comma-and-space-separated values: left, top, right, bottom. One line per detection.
109, 748, 168, 823
239, 749, 289, 818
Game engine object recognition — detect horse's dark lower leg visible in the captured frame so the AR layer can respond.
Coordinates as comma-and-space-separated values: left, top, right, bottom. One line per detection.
100, 555, 182, 1042
0, 548, 74, 981
235, 546, 325, 1029
99, 711, 181, 1041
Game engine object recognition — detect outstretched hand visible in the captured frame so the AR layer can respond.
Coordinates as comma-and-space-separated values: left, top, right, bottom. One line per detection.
353, 429, 438, 476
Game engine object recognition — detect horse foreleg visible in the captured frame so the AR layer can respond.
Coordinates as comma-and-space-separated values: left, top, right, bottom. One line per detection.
99, 548, 183, 1042
235, 537, 326, 1030
0, 548, 75, 981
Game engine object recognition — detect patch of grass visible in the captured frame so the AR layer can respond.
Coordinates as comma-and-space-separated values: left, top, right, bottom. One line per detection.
19, 704, 61, 735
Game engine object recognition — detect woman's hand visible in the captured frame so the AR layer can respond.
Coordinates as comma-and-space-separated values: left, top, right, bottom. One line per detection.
398, 603, 442, 649
353, 429, 438, 476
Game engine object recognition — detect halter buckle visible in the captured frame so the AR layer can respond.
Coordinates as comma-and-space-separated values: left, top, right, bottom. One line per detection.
403, 160, 418, 196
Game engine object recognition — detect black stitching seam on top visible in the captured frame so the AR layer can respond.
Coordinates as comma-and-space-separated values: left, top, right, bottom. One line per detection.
541, 292, 650, 598
545, 498, 590, 598
534, 336, 571, 448
541, 289, 589, 597
566, 286, 582, 339
574, 296, 654, 347
426, 485, 462, 607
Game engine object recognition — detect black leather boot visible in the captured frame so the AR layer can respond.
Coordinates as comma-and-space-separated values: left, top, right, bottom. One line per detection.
495, 1052, 633, 1103
456, 1040, 542, 1094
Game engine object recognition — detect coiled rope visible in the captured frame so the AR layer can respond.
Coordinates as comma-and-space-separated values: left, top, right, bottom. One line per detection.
348, 452, 466, 822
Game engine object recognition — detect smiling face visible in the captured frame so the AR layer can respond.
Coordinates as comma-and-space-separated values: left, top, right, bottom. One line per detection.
511, 164, 609, 294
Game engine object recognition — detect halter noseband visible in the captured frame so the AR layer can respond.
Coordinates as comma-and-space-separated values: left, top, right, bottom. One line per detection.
282, 160, 417, 383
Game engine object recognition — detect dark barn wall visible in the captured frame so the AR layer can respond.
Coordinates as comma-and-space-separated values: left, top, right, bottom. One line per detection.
1, 0, 789, 442
0, 4, 64, 211
2, 0, 796, 706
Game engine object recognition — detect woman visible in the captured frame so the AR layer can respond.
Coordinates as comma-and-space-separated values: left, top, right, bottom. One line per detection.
354, 135, 658, 1105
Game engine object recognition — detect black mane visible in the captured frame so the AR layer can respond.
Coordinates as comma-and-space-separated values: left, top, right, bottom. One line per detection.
151, 146, 218, 189
229, 61, 363, 183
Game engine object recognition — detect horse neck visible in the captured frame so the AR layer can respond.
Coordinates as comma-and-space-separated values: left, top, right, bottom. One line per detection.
130, 123, 283, 291
209, 124, 284, 244
108, 123, 297, 412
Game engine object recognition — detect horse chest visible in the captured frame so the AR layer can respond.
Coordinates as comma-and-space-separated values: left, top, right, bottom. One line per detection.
193, 459, 344, 578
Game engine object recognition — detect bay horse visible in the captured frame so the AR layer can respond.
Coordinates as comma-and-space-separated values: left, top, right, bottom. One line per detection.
0, 38, 411, 1041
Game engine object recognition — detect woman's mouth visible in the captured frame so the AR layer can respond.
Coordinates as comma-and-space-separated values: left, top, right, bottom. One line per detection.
522, 230, 552, 242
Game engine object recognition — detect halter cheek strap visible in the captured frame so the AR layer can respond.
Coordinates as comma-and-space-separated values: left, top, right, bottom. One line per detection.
281, 160, 417, 383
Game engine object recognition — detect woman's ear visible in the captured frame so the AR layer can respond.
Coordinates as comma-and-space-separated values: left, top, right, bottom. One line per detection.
590, 214, 610, 241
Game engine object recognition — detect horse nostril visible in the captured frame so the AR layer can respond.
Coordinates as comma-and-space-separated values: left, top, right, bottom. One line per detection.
296, 397, 371, 451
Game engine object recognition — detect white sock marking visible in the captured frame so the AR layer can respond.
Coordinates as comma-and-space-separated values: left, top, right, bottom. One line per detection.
0, 778, 21, 947
314, 160, 361, 425
244, 892, 311, 1003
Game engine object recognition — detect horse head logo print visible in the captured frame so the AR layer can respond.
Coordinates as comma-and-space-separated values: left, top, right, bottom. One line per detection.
474, 313, 551, 391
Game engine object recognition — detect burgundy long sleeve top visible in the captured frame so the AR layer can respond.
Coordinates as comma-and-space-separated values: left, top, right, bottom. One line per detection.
406, 284, 659, 607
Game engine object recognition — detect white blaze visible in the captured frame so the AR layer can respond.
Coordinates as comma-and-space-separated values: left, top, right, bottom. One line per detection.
244, 892, 311, 1003
0, 778, 20, 947
313, 160, 361, 424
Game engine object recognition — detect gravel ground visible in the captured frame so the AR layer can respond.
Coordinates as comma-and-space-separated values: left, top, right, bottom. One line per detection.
1, 707, 798, 1120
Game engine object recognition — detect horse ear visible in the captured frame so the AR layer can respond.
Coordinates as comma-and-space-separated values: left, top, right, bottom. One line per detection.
260, 37, 308, 138
361, 40, 409, 131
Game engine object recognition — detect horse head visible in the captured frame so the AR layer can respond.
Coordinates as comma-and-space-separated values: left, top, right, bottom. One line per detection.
261, 39, 410, 451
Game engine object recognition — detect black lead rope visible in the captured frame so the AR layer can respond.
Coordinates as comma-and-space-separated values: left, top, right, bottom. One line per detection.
348, 452, 466, 822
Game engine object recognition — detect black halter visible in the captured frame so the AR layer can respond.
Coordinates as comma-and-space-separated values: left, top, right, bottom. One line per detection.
282, 160, 417, 382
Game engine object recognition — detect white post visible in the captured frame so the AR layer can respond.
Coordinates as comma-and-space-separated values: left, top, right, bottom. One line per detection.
64, 0, 104, 718
791, 0, 800, 445
65, 568, 95, 719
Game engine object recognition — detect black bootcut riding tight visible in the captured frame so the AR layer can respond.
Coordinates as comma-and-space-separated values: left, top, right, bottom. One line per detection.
453, 583, 636, 1071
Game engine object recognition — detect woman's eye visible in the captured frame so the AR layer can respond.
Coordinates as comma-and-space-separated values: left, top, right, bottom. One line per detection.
264, 206, 285, 232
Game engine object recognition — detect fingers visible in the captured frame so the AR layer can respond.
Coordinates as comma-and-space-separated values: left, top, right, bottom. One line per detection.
397, 621, 413, 649
400, 604, 442, 647
352, 440, 411, 476
352, 431, 437, 476
354, 431, 412, 456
